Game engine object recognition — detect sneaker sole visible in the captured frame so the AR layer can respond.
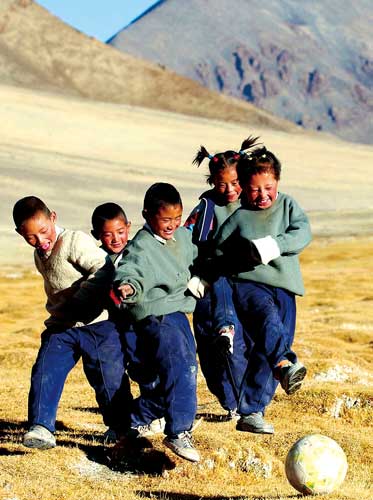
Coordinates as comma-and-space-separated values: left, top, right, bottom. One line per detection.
23, 437, 56, 449
163, 439, 200, 462
285, 366, 307, 395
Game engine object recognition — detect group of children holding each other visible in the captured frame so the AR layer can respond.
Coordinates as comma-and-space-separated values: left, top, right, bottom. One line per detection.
13, 134, 311, 464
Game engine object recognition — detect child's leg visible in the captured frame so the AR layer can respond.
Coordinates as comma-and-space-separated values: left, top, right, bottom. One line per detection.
232, 282, 297, 418
210, 276, 237, 333
134, 312, 197, 437
28, 329, 80, 433
193, 292, 246, 413
234, 281, 297, 369
79, 320, 133, 434
124, 325, 166, 427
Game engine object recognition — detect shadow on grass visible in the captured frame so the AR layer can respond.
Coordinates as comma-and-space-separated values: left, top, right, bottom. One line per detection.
196, 412, 232, 423
138, 492, 300, 499
0, 447, 26, 456
58, 432, 175, 476
72, 406, 100, 414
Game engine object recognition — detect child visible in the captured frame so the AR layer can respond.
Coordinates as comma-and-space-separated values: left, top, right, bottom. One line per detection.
213, 139, 311, 433
113, 183, 200, 462
184, 140, 262, 420
89, 202, 165, 437
13, 196, 132, 449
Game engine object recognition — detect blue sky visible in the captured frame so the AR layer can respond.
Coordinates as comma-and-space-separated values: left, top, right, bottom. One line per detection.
36, 0, 158, 42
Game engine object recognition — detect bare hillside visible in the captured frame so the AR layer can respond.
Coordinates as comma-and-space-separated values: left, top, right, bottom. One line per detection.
0, 0, 295, 131
109, 0, 373, 144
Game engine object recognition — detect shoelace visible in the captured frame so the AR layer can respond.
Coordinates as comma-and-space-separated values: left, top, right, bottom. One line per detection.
179, 431, 193, 448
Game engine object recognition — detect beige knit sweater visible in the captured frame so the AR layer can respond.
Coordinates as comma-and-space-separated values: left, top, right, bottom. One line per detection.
34, 229, 107, 329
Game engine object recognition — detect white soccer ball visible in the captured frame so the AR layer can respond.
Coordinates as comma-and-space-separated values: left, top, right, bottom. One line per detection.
285, 434, 348, 495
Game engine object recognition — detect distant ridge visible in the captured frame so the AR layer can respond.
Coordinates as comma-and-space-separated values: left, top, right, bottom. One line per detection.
0, 0, 296, 133
107, 0, 166, 41
108, 0, 373, 144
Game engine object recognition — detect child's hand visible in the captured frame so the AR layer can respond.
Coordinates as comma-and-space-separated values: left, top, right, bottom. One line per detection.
117, 283, 135, 299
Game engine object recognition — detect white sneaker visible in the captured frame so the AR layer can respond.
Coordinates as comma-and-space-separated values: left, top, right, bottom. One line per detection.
23, 425, 56, 449
135, 417, 166, 437
163, 431, 200, 462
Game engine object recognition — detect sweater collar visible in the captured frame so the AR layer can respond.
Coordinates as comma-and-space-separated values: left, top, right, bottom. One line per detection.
143, 223, 176, 244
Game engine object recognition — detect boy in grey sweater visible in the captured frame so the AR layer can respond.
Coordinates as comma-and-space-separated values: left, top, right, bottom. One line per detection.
113, 183, 200, 462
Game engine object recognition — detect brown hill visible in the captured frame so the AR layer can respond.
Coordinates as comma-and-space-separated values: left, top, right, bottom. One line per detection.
0, 0, 296, 132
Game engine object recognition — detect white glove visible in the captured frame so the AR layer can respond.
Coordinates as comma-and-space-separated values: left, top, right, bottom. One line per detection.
252, 236, 280, 265
187, 276, 209, 299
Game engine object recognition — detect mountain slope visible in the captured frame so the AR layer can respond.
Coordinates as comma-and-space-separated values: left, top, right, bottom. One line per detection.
0, 0, 296, 132
108, 0, 373, 144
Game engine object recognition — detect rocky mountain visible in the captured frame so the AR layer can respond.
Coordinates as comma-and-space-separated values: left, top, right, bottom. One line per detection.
108, 0, 373, 144
0, 0, 295, 133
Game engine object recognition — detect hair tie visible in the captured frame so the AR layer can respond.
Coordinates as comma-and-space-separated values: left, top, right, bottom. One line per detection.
208, 154, 214, 159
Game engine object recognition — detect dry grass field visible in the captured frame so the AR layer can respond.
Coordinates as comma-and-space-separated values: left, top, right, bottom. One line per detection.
0, 236, 372, 500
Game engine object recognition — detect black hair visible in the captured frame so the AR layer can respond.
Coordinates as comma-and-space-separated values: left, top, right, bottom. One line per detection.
192, 135, 260, 185
237, 137, 282, 184
91, 202, 128, 239
13, 196, 51, 229
143, 183, 182, 216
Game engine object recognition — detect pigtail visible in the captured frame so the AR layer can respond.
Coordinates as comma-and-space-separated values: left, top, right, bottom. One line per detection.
239, 135, 261, 154
192, 146, 213, 167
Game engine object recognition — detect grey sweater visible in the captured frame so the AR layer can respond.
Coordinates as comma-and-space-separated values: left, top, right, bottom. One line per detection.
114, 226, 197, 321
215, 192, 312, 296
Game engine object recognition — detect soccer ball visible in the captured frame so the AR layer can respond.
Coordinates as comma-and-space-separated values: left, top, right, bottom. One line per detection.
285, 434, 348, 495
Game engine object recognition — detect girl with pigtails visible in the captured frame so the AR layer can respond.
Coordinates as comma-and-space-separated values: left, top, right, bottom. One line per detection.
211, 138, 311, 434
184, 137, 261, 421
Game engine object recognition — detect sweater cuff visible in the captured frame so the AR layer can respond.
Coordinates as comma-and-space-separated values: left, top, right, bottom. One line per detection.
252, 236, 280, 265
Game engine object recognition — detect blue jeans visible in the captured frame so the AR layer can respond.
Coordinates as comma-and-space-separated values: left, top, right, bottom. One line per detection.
210, 276, 237, 332
232, 281, 297, 415
130, 312, 197, 437
28, 320, 132, 433
193, 286, 248, 412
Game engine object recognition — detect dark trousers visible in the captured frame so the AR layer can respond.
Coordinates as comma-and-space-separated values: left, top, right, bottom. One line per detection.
193, 287, 248, 412
130, 312, 197, 437
210, 276, 237, 332
232, 281, 297, 415
28, 320, 132, 433
122, 326, 165, 425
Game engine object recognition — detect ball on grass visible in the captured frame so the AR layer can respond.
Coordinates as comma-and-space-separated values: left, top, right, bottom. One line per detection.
285, 434, 348, 495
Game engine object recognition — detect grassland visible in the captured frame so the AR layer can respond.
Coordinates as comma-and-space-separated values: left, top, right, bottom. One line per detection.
0, 236, 372, 500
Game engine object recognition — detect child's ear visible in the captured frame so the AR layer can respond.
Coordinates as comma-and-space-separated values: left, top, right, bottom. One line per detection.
50, 211, 57, 223
142, 209, 147, 220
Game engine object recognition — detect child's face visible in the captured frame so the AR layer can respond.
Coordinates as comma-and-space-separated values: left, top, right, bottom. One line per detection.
17, 210, 57, 253
99, 216, 131, 254
244, 171, 278, 210
146, 204, 182, 240
213, 166, 242, 204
